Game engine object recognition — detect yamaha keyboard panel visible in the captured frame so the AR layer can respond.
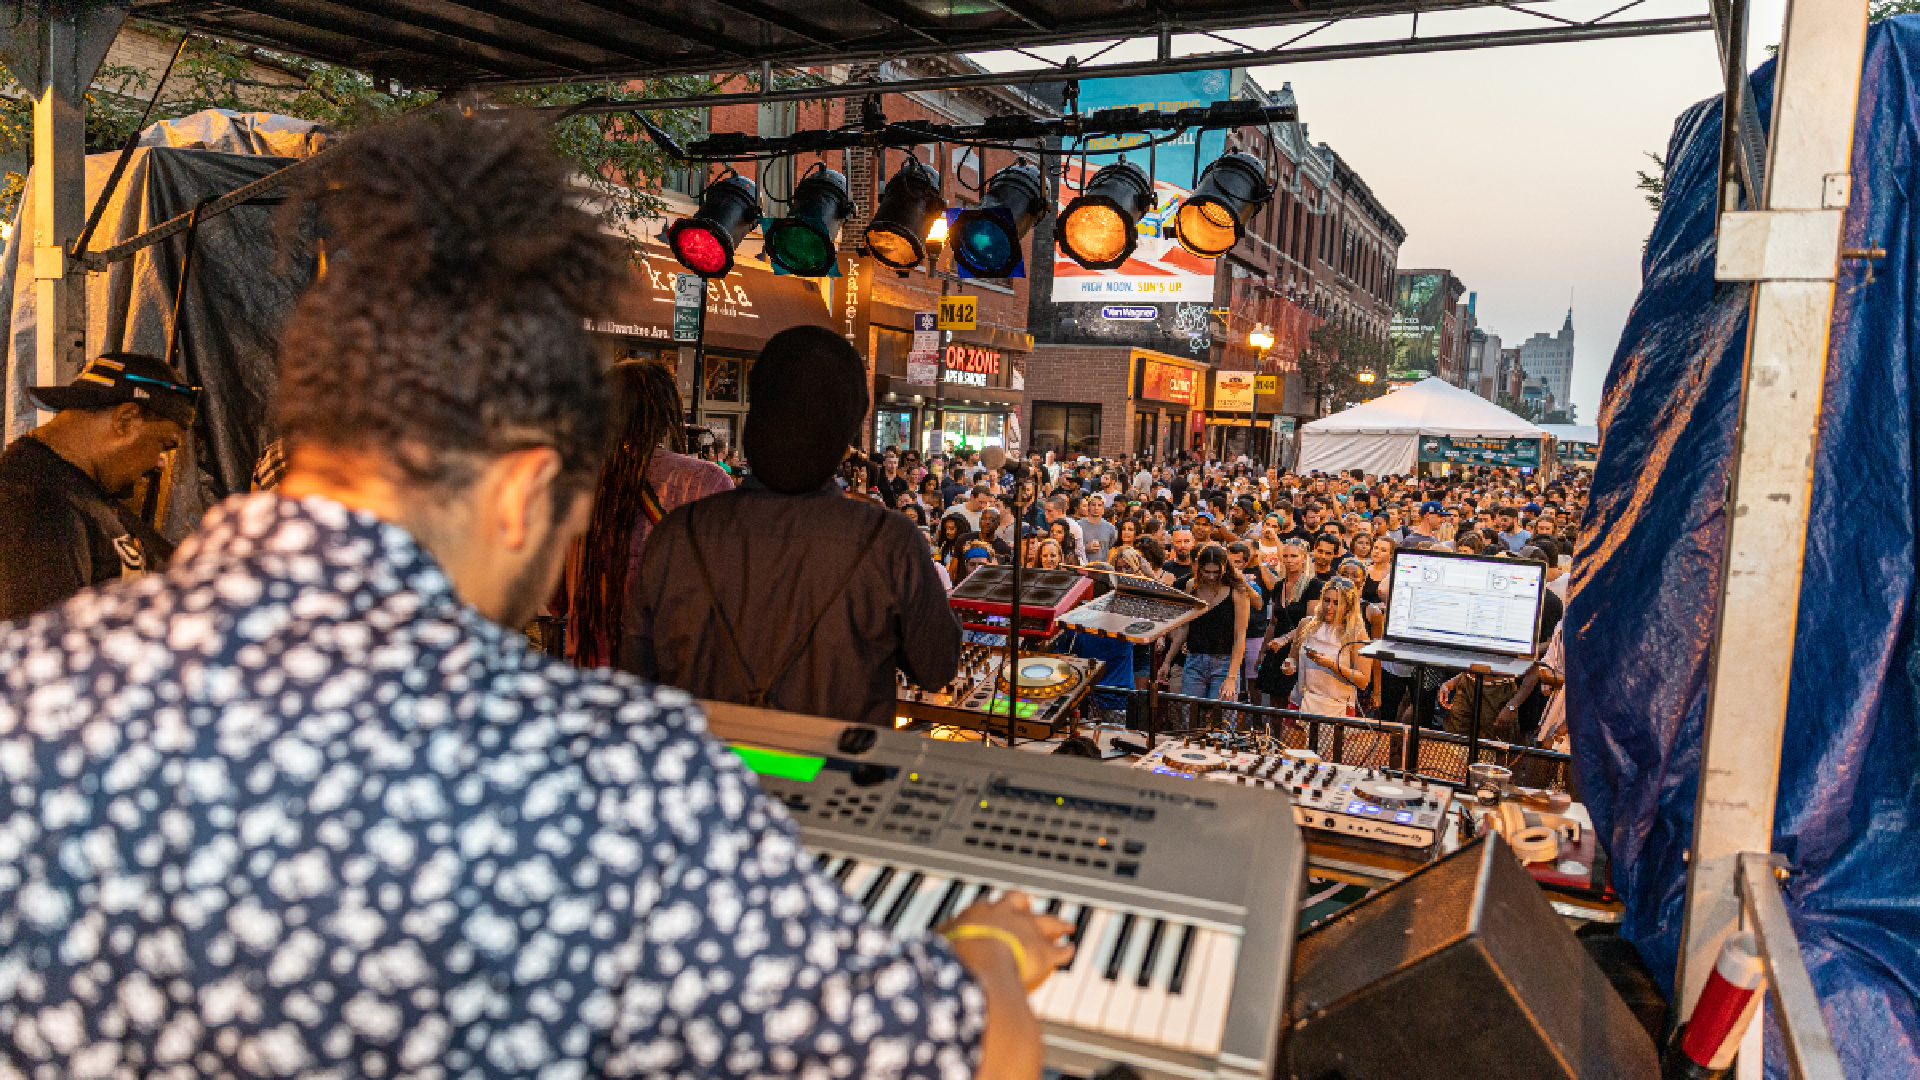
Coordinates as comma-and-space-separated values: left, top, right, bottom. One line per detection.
707, 708, 1307, 1080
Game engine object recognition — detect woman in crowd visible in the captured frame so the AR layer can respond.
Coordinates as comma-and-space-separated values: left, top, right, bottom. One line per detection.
916, 474, 944, 517
935, 515, 969, 564
1259, 538, 1321, 708
1363, 534, 1396, 606
1116, 517, 1141, 557
1282, 576, 1375, 717
1036, 537, 1065, 571
1157, 544, 1257, 710
1048, 518, 1081, 565
563, 360, 730, 667
1256, 515, 1282, 562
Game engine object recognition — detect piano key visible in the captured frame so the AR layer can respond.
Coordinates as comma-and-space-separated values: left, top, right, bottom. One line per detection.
860, 866, 897, 909
1181, 931, 1242, 1055
1135, 919, 1168, 988
892, 874, 945, 934
902, 877, 956, 935
814, 851, 834, 870
1166, 923, 1198, 995
1125, 920, 1187, 1042
1102, 914, 1138, 981
1096, 916, 1154, 1035
842, 862, 880, 902
925, 880, 966, 931
1066, 911, 1123, 1028
1154, 926, 1210, 1048
1035, 906, 1100, 1023
1066, 905, 1095, 964
1043, 898, 1062, 917
1029, 902, 1084, 1018
881, 872, 926, 929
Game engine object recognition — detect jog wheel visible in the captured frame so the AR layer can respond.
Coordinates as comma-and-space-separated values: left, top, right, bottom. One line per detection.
996, 657, 1083, 699
1354, 779, 1424, 809
1161, 748, 1230, 775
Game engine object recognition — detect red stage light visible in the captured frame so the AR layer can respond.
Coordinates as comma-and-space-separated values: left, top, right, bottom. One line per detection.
672, 226, 730, 277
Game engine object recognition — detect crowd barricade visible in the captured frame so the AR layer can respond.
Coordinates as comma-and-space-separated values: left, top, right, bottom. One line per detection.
1115, 689, 1573, 793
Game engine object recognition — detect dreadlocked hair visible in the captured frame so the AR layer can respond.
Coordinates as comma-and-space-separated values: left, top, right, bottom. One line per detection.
571, 361, 686, 668
276, 108, 625, 496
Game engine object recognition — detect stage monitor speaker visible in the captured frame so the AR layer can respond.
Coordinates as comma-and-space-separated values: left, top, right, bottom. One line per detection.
1286, 833, 1659, 1080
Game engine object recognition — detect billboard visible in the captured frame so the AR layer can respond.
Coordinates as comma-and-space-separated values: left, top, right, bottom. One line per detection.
1213, 370, 1256, 411
1047, 71, 1236, 307
1393, 273, 1445, 373
1050, 157, 1217, 304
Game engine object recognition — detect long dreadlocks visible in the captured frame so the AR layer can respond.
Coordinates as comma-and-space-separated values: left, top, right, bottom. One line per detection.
570, 361, 686, 667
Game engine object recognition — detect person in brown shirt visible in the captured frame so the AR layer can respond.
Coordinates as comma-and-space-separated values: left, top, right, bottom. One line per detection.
625, 326, 961, 725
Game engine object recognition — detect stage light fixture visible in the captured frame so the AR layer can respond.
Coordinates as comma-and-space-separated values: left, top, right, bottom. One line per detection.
668, 174, 760, 278
764, 167, 854, 277
1173, 152, 1273, 259
863, 156, 946, 270
1058, 161, 1154, 270
950, 162, 1046, 278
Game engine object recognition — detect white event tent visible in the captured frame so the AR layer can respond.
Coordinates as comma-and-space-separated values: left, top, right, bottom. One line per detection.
1297, 377, 1547, 475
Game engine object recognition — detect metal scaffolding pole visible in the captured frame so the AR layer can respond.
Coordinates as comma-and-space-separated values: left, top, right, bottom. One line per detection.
1678, 0, 1871, 1035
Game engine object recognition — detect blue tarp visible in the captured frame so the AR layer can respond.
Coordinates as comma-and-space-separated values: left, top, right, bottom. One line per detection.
1569, 17, 1920, 1075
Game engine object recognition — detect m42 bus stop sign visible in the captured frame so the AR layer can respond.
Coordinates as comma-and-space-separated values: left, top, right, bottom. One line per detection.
938, 295, 977, 330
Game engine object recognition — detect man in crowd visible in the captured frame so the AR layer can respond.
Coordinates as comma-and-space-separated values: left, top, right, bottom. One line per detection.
1403, 500, 1449, 549
634, 325, 964, 729
945, 483, 992, 532
0, 112, 1067, 1078
875, 449, 911, 507
1164, 525, 1196, 590
1079, 493, 1117, 563
0, 353, 194, 621
1496, 505, 1532, 552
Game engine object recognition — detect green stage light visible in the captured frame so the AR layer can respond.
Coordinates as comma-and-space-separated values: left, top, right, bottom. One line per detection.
764, 166, 854, 277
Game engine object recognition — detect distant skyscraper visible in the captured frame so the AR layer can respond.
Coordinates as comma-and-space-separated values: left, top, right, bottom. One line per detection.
1520, 308, 1575, 412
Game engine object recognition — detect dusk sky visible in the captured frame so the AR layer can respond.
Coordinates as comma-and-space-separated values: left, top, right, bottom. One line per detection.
978, 0, 1790, 422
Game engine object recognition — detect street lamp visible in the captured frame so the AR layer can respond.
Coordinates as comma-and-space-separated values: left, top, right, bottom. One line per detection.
1248, 323, 1276, 351
1248, 323, 1276, 464
1358, 370, 1377, 384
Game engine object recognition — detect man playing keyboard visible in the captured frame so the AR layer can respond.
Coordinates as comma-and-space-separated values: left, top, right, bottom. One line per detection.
0, 110, 1070, 1080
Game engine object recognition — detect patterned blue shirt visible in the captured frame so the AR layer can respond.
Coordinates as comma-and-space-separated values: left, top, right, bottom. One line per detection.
0, 494, 984, 1078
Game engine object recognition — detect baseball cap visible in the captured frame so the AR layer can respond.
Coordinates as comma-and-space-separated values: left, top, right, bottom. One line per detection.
1523, 502, 1542, 514
1420, 500, 1445, 516
31, 353, 199, 428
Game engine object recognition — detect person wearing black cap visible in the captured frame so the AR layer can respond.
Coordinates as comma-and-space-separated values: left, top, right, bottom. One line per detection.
627, 324, 963, 726
0, 353, 196, 621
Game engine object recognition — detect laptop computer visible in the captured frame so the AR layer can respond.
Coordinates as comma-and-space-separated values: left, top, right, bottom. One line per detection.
1359, 548, 1546, 676
1056, 566, 1207, 644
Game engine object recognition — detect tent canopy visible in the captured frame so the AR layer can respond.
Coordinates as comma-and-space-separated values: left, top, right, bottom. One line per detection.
1297, 377, 1544, 475
1539, 423, 1600, 445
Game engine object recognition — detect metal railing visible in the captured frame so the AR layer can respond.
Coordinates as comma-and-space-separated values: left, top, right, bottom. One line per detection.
1738, 853, 1845, 1080
1118, 688, 1574, 791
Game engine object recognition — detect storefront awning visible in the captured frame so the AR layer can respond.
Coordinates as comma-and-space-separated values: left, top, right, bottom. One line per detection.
594, 245, 861, 354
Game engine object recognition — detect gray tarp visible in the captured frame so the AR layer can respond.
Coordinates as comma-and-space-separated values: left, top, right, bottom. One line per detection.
1, 110, 327, 538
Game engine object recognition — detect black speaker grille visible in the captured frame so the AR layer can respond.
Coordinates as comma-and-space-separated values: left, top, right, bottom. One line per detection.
1288, 838, 1490, 1022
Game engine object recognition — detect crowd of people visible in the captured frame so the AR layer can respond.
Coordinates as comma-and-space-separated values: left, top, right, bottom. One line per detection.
844, 445, 1585, 750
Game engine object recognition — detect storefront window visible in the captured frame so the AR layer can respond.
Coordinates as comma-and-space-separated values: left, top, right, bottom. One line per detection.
704, 354, 743, 403
923, 410, 1005, 456
874, 409, 914, 454
873, 327, 913, 378
1134, 410, 1156, 459
1032, 403, 1102, 458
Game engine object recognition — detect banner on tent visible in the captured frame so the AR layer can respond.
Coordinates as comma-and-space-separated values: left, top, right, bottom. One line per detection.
1417, 435, 1541, 467
1558, 440, 1598, 464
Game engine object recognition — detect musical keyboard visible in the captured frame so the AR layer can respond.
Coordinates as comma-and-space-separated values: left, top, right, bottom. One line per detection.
707, 705, 1305, 1080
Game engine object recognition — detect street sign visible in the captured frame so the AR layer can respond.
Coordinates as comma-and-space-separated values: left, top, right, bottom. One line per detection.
938, 295, 977, 330
1255, 375, 1279, 395
912, 312, 940, 352
673, 273, 704, 341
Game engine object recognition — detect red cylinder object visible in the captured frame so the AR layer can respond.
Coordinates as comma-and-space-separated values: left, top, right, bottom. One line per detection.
1680, 932, 1766, 1068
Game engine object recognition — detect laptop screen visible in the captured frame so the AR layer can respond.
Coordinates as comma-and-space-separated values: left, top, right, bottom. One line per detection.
1384, 550, 1545, 656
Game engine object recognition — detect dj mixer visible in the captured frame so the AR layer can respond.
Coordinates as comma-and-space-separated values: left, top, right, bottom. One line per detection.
1133, 737, 1453, 851
896, 643, 1105, 740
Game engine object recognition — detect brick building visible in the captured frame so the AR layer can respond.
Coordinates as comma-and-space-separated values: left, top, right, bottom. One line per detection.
1022, 75, 1404, 464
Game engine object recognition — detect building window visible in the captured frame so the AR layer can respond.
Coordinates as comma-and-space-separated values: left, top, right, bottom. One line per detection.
873, 325, 913, 378
1032, 402, 1102, 458
704, 354, 743, 403
666, 110, 710, 199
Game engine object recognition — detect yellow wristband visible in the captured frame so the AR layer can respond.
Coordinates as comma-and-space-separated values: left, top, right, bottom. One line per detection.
942, 924, 1034, 983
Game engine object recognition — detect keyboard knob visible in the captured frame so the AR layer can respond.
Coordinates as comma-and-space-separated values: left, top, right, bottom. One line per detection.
838, 727, 878, 755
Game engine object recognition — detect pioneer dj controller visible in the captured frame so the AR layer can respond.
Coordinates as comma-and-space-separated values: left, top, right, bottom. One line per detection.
896, 643, 1105, 740
1133, 738, 1453, 850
